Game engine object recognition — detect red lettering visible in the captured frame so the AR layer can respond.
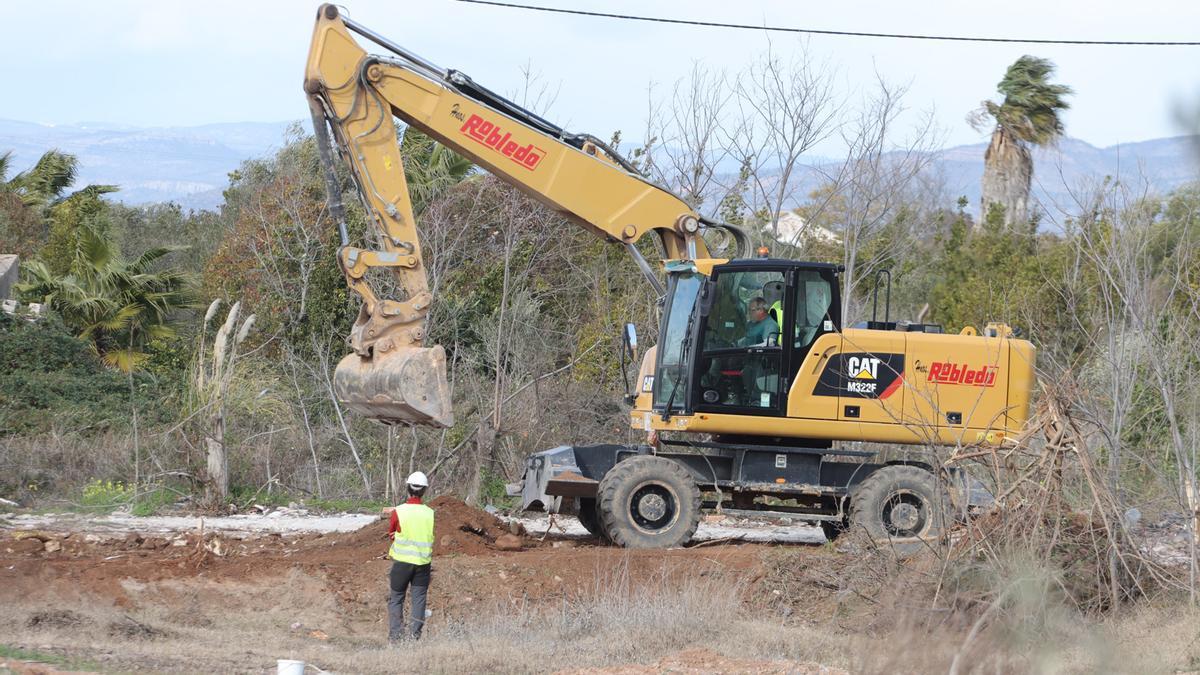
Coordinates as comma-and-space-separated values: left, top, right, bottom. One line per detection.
459, 113, 545, 171
928, 362, 998, 387
460, 115, 484, 136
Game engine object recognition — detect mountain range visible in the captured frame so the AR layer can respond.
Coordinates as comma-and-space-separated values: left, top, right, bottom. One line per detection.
1, 118, 1196, 216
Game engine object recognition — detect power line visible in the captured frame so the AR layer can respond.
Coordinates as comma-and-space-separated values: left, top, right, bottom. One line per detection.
455, 0, 1200, 47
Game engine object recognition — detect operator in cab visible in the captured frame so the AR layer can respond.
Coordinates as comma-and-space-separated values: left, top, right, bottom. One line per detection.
386, 471, 435, 643
738, 297, 779, 347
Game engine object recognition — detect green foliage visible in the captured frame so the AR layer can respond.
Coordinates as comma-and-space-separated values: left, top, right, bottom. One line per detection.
18, 224, 196, 372
983, 56, 1074, 145
479, 468, 514, 507
206, 130, 356, 365
0, 149, 80, 208
80, 478, 134, 509
130, 487, 178, 516
39, 184, 121, 278
0, 644, 101, 672
928, 204, 1060, 339
0, 312, 166, 435
400, 125, 474, 216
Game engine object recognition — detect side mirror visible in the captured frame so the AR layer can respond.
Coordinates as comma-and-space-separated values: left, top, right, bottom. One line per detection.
621, 322, 639, 404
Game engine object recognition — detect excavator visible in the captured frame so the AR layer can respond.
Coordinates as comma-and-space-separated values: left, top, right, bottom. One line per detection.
304, 5, 1036, 549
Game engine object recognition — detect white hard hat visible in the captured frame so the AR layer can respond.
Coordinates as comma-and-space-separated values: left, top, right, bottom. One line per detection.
406, 471, 429, 488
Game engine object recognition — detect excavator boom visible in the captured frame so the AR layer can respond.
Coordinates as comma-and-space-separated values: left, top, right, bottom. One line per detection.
303, 4, 735, 427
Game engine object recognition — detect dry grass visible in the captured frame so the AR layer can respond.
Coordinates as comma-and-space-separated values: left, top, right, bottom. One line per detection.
2, 557, 1198, 674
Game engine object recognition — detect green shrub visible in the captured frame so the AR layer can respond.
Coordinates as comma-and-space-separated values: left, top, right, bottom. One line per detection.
0, 312, 172, 435
80, 478, 133, 510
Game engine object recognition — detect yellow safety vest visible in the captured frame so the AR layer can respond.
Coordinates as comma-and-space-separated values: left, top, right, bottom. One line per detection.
769, 301, 783, 329
389, 503, 435, 565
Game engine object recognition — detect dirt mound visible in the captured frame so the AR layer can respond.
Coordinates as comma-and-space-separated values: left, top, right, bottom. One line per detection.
310, 496, 527, 559
428, 495, 520, 555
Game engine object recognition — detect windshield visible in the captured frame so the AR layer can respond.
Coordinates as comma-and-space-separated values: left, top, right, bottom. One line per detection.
653, 272, 702, 409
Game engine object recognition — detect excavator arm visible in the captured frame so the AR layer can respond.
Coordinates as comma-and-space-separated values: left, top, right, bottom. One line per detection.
303, 5, 741, 428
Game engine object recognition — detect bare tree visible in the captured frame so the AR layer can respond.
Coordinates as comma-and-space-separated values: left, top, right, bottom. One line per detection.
727, 42, 840, 237
643, 63, 735, 212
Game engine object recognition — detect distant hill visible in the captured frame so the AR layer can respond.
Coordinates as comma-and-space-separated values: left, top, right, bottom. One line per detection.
936, 136, 1200, 220
1, 119, 1196, 216
0, 119, 297, 210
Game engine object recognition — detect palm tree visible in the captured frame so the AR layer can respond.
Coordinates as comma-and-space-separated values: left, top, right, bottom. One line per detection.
17, 224, 195, 372
400, 127, 474, 215
972, 56, 1073, 228
0, 149, 80, 208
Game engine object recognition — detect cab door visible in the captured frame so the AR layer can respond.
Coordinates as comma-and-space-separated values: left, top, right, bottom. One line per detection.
693, 266, 789, 416
785, 268, 842, 421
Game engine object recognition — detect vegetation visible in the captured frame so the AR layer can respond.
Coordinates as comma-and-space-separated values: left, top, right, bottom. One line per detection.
972, 55, 1073, 227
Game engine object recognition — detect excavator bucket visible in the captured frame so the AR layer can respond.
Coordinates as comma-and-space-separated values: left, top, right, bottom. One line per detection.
333, 345, 455, 428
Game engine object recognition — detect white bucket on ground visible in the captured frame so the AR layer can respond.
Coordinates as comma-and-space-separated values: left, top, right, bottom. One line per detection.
277, 659, 305, 675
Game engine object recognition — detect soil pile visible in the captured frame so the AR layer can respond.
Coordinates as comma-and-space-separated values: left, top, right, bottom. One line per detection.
311, 496, 525, 558
428, 495, 521, 555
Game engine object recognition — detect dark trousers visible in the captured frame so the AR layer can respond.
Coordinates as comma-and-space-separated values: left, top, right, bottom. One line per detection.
388, 560, 431, 640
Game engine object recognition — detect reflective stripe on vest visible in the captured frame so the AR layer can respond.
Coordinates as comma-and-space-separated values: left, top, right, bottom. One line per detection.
389, 503, 435, 565
769, 301, 783, 328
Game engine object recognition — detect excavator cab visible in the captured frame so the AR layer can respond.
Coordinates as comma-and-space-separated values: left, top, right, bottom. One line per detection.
653, 260, 841, 418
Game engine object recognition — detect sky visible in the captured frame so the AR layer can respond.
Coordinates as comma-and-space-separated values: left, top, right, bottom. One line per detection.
3, 0, 1199, 155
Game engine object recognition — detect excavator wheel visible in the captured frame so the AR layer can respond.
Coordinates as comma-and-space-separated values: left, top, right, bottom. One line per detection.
597, 455, 701, 549
819, 518, 848, 543
849, 465, 949, 551
576, 497, 608, 541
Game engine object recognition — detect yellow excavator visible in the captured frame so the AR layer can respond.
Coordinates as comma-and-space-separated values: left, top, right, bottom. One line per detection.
304, 5, 1036, 548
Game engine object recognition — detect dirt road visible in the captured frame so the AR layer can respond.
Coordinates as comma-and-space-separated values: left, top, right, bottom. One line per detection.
0, 500, 839, 673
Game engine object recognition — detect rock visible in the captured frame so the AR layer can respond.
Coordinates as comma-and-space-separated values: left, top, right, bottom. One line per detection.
13, 530, 50, 542
7, 537, 45, 554
508, 521, 525, 536
498, 570, 507, 580
551, 541, 575, 549
124, 533, 144, 547
494, 534, 523, 551
171, 538, 188, 547
43, 540, 61, 553
141, 537, 166, 550
483, 505, 499, 514
553, 575, 563, 583
703, 514, 727, 524
84, 534, 102, 544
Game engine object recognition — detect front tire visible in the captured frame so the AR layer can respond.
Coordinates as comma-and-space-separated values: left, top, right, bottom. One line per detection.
850, 465, 948, 546
576, 497, 607, 540
597, 455, 701, 549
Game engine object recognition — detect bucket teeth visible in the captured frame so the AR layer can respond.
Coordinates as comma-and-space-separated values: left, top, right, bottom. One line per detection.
333, 346, 454, 428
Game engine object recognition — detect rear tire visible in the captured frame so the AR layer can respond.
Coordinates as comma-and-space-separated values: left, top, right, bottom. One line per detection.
597, 455, 701, 549
850, 465, 948, 547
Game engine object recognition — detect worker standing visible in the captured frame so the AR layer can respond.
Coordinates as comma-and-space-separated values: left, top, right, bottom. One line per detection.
387, 471, 435, 642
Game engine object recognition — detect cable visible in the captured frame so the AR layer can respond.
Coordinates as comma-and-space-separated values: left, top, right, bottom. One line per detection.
455, 0, 1200, 47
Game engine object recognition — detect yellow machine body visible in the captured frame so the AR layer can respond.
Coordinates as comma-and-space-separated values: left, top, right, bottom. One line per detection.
304, 5, 1036, 451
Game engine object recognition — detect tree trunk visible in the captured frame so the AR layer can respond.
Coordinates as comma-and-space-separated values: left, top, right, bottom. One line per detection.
205, 410, 228, 503
980, 127, 1032, 228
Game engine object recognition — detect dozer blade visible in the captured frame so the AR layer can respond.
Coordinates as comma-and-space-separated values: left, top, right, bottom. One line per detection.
333, 345, 454, 428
